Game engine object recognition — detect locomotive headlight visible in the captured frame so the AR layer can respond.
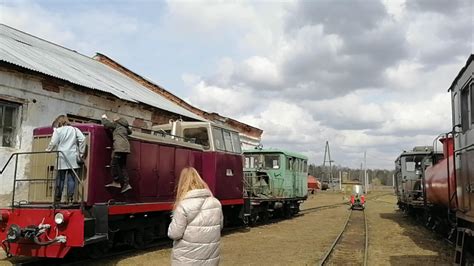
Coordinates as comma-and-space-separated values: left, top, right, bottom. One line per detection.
54, 211, 71, 225
54, 213, 65, 225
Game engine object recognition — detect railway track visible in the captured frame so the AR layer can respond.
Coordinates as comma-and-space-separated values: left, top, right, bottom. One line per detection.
318, 209, 368, 266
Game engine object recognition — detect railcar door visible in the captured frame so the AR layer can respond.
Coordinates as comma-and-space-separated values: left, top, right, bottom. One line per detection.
138, 142, 159, 198
158, 146, 175, 200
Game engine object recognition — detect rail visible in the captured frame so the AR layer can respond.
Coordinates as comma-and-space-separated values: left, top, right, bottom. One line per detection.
318, 209, 368, 266
0, 151, 85, 211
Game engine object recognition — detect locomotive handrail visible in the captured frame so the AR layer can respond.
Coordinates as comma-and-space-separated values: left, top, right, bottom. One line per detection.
0, 151, 85, 211
454, 143, 474, 153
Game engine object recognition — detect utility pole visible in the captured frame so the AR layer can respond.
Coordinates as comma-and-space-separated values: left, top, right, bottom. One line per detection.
322, 141, 334, 190
364, 151, 368, 193
339, 171, 342, 191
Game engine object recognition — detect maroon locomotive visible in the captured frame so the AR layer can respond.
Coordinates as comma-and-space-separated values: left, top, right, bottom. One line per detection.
0, 120, 244, 258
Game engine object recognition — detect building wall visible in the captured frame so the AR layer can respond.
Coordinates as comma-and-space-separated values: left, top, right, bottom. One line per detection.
0, 67, 182, 196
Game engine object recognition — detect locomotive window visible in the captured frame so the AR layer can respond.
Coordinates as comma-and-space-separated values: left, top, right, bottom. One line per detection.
231, 132, 242, 153
245, 155, 260, 168
294, 159, 299, 172
461, 87, 469, 132
0, 101, 19, 148
212, 127, 225, 151
264, 155, 280, 169
183, 127, 210, 149
405, 158, 416, 172
223, 130, 233, 152
244, 156, 252, 168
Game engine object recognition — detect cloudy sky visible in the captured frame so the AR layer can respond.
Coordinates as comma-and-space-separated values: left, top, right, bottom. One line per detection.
1, 0, 473, 169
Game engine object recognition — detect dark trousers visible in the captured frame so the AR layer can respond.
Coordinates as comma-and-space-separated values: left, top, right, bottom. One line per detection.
55, 169, 75, 200
111, 152, 129, 185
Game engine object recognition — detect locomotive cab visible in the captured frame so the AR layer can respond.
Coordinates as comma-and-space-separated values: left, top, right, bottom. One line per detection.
242, 149, 308, 223
394, 146, 441, 211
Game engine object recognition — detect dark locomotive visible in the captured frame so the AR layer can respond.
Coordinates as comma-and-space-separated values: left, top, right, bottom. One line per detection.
395, 54, 474, 265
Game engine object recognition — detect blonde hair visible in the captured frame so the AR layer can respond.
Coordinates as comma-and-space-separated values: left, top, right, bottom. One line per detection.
173, 167, 210, 210
52, 115, 70, 128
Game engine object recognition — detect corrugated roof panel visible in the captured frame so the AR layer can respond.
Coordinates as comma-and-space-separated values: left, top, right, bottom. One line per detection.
0, 24, 205, 121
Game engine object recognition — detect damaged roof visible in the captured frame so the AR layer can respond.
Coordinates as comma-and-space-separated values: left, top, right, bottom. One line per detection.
0, 24, 205, 121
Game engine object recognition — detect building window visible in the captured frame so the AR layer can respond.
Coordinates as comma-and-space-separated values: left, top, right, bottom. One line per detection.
67, 114, 100, 124
461, 86, 469, 132
471, 83, 474, 125
0, 101, 20, 148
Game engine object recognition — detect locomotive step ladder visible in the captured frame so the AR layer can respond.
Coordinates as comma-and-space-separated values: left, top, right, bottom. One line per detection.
454, 228, 473, 265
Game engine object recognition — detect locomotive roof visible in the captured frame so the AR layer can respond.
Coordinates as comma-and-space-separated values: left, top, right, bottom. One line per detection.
243, 148, 308, 160
152, 121, 239, 133
395, 147, 442, 161
448, 54, 474, 92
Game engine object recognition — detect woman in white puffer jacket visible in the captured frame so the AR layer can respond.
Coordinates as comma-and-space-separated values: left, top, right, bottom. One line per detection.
168, 167, 224, 266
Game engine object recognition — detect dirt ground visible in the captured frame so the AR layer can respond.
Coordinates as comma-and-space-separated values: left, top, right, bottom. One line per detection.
0, 191, 453, 265
367, 193, 452, 265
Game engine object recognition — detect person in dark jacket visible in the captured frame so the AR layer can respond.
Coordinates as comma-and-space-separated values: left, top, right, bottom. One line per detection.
101, 114, 132, 193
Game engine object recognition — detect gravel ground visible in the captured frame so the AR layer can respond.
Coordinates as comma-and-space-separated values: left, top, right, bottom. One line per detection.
0, 191, 453, 265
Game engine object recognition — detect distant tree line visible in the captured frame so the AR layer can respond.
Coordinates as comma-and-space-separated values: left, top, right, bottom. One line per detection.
308, 164, 395, 186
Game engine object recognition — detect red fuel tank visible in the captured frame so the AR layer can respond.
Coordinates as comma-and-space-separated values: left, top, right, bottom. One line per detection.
425, 136, 456, 209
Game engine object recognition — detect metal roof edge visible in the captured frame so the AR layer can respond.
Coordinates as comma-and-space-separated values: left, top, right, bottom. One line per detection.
448, 54, 474, 92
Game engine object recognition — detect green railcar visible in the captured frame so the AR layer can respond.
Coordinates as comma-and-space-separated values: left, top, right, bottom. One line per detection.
243, 148, 308, 223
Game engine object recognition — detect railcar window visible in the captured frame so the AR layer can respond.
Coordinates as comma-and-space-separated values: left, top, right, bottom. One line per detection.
405, 157, 416, 172
223, 130, 233, 152
231, 132, 242, 153
183, 127, 210, 149
264, 155, 280, 169
244, 157, 252, 168
212, 127, 225, 151
294, 159, 299, 172
461, 87, 469, 132
303, 160, 308, 172
0, 101, 19, 148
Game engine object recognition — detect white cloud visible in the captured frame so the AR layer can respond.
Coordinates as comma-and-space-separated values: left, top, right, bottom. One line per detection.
0, 2, 76, 46
184, 78, 259, 118
1, 0, 471, 169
